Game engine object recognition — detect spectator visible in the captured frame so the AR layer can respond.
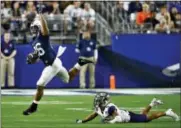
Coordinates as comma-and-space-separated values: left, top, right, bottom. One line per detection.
155, 6, 171, 25
144, 1, 157, 12
155, 5, 174, 32
136, 3, 151, 26
113, 1, 129, 23
128, 1, 142, 14
36, 1, 48, 14
42, 1, 58, 14
26, 1, 36, 14
168, 1, 181, 13
128, 1, 142, 23
19, 1, 27, 13
12, 2, 21, 19
170, 7, 179, 26
81, 2, 95, 32
64, 1, 82, 32
155, 18, 173, 33
11, 2, 22, 36
144, 12, 159, 30
51, 2, 60, 15
174, 13, 181, 32
1, 2, 12, 19
59, 1, 72, 13
1, 31, 17, 88
75, 32, 98, 89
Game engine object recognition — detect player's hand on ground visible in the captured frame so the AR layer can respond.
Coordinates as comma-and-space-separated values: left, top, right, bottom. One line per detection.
76, 119, 83, 124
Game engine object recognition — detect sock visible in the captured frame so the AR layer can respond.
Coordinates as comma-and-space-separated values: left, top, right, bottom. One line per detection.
33, 100, 39, 104
165, 111, 169, 116
165, 109, 171, 116
74, 63, 81, 70
149, 102, 154, 107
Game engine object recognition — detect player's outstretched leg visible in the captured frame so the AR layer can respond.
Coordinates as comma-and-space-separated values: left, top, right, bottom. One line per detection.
148, 109, 179, 121
23, 86, 44, 115
141, 98, 163, 115
68, 57, 93, 82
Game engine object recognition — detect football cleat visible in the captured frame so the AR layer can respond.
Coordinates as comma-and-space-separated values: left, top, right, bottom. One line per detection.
23, 103, 38, 116
78, 58, 93, 66
166, 109, 180, 121
150, 98, 163, 107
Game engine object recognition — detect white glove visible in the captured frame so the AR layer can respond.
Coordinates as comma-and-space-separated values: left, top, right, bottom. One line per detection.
76, 119, 83, 124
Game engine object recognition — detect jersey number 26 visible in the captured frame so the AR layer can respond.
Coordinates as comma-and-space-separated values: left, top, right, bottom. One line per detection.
34, 43, 45, 56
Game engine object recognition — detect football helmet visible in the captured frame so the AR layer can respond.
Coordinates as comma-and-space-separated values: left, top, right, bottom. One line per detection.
30, 20, 42, 37
93, 92, 110, 109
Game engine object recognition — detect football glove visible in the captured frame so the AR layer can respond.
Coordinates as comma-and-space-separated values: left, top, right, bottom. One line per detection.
76, 119, 83, 124
26, 51, 39, 64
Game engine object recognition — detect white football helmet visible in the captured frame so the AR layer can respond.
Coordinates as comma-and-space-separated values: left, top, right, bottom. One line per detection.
30, 20, 42, 37
94, 92, 110, 109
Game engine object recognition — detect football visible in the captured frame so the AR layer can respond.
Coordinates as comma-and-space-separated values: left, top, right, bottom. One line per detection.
27, 51, 39, 64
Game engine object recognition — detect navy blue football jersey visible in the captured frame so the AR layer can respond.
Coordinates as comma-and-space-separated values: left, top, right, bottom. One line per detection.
31, 33, 56, 66
1, 34, 16, 56
76, 39, 96, 57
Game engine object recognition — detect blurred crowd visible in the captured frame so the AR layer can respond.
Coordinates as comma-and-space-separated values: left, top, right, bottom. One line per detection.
113, 1, 181, 33
1, 1, 181, 36
1, 1, 96, 36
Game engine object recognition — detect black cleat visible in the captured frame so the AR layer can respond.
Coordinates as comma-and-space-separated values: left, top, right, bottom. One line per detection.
23, 103, 38, 116
78, 58, 94, 66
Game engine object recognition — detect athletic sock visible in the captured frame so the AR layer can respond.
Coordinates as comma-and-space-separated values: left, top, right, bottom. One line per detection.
74, 63, 81, 70
149, 103, 154, 107
33, 100, 39, 104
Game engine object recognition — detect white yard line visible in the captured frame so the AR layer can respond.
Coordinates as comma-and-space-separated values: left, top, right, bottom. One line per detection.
2, 119, 73, 122
65, 107, 168, 112
1, 101, 83, 105
1, 88, 180, 96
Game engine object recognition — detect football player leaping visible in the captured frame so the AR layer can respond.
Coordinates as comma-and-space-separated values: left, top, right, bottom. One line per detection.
23, 13, 93, 115
76, 92, 179, 124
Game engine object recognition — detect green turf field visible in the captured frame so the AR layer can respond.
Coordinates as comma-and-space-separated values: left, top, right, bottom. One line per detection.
1, 94, 180, 128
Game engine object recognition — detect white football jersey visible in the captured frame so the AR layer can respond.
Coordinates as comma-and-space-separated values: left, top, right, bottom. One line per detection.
95, 103, 130, 123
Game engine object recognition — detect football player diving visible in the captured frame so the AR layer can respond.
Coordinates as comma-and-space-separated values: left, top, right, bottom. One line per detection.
76, 92, 179, 124
23, 12, 93, 115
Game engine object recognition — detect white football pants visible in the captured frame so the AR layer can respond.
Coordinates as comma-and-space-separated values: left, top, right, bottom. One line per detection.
37, 58, 69, 87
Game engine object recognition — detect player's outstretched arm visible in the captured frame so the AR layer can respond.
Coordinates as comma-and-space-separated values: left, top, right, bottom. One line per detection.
39, 14, 49, 36
76, 112, 98, 123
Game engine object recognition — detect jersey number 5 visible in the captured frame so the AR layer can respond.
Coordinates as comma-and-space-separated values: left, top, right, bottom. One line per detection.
34, 43, 45, 56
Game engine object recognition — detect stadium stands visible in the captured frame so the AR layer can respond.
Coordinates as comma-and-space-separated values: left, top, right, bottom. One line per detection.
1, 1, 181, 44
